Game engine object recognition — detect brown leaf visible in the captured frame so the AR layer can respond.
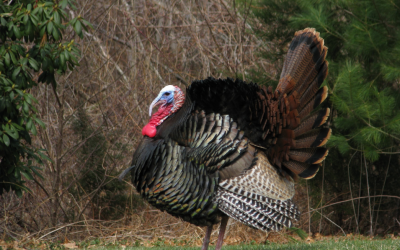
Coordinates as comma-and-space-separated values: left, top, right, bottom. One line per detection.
62, 242, 78, 249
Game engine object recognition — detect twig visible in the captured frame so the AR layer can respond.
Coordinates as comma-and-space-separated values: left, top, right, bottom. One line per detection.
195, 0, 233, 73
84, 31, 130, 87
94, 27, 189, 86
363, 153, 374, 235
306, 180, 311, 234
374, 150, 392, 233
122, 0, 166, 85
304, 195, 400, 212
319, 157, 325, 233
347, 152, 359, 233
310, 208, 346, 236
38, 221, 89, 240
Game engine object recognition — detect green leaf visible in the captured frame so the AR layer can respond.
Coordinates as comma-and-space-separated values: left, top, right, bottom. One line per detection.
37, 151, 53, 163
12, 67, 21, 79
24, 93, 32, 104
31, 123, 37, 135
59, 53, 65, 68
60, 0, 68, 9
30, 94, 38, 103
6, 129, 18, 140
21, 170, 34, 180
40, 26, 46, 37
31, 166, 44, 179
13, 25, 22, 38
21, 57, 28, 66
16, 189, 22, 198
30, 14, 38, 26
34, 117, 46, 128
63, 50, 70, 61
28, 58, 39, 71
23, 101, 29, 114
26, 118, 32, 130
81, 19, 93, 29
47, 21, 53, 34
5, 124, 18, 140
52, 27, 60, 40
0, 17, 7, 26
3, 134, 10, 146
53, 11, 61, 25
5, 52, 10, 67
74, 20, 82, 37
30, 105, 37, 113
9, 51, 17, 64
12, 123, 24, 130
15, 89, 23, 96
44, 2, 54, 7
23, 14, 29, 25
32, 6, 40, 15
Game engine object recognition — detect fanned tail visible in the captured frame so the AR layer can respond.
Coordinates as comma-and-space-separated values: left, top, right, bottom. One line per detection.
269, 28, 331, 179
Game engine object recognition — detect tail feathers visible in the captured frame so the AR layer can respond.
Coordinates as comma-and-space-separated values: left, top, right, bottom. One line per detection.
277, 28, 328, 97
295, 128, 331, 148
296, 63, 329, 111
267, 28, 330, 179
215, 189, 300, 232
288, 148, 328, 164
282, 160, 320, 179
282, 126, 330, 179
298, 86, 329, 119
294, 108, 330, 136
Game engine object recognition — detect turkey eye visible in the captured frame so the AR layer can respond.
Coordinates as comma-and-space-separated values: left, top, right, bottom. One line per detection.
164, 92, 171, 96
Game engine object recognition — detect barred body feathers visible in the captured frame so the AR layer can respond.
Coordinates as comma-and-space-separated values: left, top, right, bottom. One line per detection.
121, 28, 331, 250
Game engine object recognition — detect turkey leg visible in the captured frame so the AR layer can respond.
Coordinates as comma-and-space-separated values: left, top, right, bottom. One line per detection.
201, 224, 213, 250
215, 216, 229, 250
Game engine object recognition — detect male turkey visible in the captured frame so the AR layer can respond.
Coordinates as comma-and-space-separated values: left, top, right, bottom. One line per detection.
120, 28, 330, 249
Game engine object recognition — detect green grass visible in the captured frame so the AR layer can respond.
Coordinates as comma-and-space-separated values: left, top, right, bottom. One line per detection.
91, 238, 400, 250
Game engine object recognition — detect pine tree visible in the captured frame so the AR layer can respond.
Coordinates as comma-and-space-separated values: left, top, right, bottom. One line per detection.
246, 0, 400, 234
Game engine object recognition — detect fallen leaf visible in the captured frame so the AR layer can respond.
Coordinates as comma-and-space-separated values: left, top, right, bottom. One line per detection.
62, 242, 78, 249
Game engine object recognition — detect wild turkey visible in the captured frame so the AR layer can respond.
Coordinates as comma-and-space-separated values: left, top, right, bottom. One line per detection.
119, 28, 330, 249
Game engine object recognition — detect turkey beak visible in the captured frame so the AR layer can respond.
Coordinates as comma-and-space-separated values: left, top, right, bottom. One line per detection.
149, 96, 164, 116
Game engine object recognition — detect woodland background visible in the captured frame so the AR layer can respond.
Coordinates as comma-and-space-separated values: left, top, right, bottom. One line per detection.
1, 0, 400, 246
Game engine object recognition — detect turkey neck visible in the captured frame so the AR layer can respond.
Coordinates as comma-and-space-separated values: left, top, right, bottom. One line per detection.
131, 95, 193, 175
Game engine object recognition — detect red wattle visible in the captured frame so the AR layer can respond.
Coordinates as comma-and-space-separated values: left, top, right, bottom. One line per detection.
142, 123, 157, 138
142, 103, 174, 138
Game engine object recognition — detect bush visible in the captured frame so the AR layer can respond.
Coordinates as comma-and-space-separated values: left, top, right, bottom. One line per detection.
0, 0, 90, 196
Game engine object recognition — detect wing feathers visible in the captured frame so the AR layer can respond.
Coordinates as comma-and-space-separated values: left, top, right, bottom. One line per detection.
215, 189, 300, 232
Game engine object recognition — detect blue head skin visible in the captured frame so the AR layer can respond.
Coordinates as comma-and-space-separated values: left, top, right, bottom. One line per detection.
149, 85, 176, 116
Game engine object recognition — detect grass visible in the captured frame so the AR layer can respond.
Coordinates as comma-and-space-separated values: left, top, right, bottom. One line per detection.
6, 235, 399, 249
90, 238, 400, 250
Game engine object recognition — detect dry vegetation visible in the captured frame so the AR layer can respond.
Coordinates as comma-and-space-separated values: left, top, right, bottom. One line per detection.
0, 0, 339, 246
